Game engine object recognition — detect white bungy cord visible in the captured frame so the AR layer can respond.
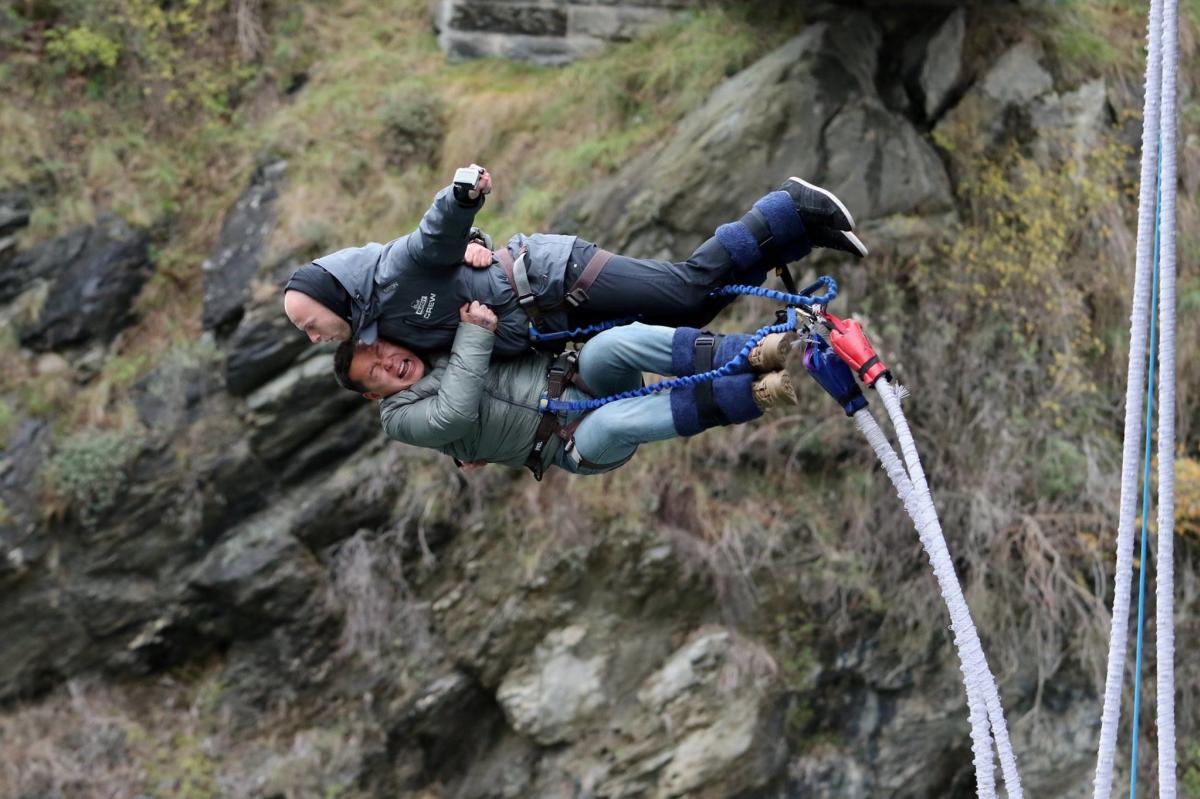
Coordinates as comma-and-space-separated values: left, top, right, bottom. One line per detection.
1092, 0, 1179, 793
1154, 0, 1179, 794
856, 380, 1025, 798
854, 409, 999, 799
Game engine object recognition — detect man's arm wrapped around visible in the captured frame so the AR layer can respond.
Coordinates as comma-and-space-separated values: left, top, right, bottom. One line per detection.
380, 307, 496, 448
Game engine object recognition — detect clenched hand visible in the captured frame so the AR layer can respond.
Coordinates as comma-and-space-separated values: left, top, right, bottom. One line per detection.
463, 163, 491, 201
460, 300, 497, 332
464, 240, 492, 268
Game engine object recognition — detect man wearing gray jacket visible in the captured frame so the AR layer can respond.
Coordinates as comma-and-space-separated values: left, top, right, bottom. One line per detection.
284, 164, 866, 358
333, 301, 799, 477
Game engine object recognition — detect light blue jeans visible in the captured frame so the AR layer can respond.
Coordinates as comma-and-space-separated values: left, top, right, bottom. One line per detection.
551, 323, 679, 475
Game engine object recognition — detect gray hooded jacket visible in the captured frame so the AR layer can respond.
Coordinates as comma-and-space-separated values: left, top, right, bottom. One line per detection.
314, 185, 577, 357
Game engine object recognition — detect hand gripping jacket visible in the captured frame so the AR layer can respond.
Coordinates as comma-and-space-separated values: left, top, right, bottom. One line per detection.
823, 312, 889, 387
802, 335, 868, 416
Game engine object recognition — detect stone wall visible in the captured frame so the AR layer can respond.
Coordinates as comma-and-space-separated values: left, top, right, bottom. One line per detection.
434, 0, 700, 65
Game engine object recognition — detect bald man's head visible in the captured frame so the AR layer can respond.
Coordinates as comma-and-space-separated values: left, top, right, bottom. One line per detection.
284, 289, 352, 343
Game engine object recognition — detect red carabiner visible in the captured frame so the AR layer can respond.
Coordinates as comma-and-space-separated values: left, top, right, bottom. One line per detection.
822, 312, 889, 386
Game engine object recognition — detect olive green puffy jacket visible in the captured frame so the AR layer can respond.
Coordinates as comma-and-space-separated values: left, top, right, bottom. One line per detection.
378, 322, 559, 468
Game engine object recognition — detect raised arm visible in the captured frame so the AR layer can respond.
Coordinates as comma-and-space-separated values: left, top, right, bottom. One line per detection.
379, 302, 497, 447
405, 164, 493, 269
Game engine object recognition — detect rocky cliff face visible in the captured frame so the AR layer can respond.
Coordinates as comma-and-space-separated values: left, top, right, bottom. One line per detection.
2, 3, 1198, 798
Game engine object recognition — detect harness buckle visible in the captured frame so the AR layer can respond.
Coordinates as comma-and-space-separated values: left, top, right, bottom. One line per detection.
565, 286, 588, 308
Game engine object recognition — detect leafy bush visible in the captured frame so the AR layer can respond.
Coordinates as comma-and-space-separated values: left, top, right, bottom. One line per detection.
46, 429, 139, 528
379, 92, 444, 170
44, 25, 121, 74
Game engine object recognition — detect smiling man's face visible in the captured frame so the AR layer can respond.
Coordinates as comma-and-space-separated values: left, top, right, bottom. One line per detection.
349, 339, 426, 399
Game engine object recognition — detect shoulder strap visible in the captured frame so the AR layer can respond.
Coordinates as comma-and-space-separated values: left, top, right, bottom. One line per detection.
494, 247, 514, 272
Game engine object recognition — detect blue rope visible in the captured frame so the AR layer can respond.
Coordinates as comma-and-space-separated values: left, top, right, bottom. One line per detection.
542, 307, 800, 412
709, 275, 839, 306
1129, 169, 1163, 799
530, 277, 838, 413
526, 277, 839, 346
528, 317, 638, 344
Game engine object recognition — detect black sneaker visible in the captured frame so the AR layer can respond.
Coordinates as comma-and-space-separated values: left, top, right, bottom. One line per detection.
781, 177, 856, 231
808, 226, 868, 258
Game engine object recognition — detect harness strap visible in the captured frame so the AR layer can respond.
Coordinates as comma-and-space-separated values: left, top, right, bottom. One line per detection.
525, 350, 581, 480
496, 245, 544, 327
741, 206, 782, 268
693, 333, 728, 427
564, 440, 635, 472
565, 249, 615, 308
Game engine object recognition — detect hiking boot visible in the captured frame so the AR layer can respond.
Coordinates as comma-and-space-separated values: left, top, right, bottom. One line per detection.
780, 176, 856, 231
752, 371, 798, 410
748, 332, 796, 372
808, 226, 869, 259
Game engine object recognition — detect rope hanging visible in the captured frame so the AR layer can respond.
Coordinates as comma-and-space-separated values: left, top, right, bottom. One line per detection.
874, 380, 1024, 798
1092, 0, 1178, 794
854, 409, 1001, 799
1153, 0, 1180, 792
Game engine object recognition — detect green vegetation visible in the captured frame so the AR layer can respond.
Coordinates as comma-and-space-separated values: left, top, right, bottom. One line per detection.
46, 428, 139, 528
44, 24, 121, 74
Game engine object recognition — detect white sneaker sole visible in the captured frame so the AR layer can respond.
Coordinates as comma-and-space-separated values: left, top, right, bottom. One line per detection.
787, 176, 856, 231
842, 230, 868, 258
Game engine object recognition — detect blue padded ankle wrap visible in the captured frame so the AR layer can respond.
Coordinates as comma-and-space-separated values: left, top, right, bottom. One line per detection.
716, 333, 751, 367
671, 328, 703, 376
671, 386, 703, 437
755, 191, 811, 263
671, 329, 753, 375
715, 221, 759, 272
713, 374, 762, 425
669, 374, 762, 437
715, 191, 812, 273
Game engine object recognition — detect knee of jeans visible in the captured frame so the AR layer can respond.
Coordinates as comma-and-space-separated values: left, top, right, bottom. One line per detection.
579, 330, 641, 390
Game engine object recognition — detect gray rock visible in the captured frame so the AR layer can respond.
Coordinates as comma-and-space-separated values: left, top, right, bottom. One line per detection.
436, 0, 697, 65
224, 304, 310, 396
935, 38, 1054, 147
556, 17, 953, 257
201, 158, 287, 335
133, 341, 220, 433
613, 628, 786, 797
568, 5, 674, 40
450, 2, 568, 36
903, 8, 966, 121
1030, 78, 1110, 167
978, 39, 1053, 106
496, 624, 609, 744
0, 575, 93, 701
0, 420, 49, 568
440, 30, 606, 66
189, 510, 328, 632
0, 189, 31, 237
243, 346, 367, 465
16, 215, 154, 351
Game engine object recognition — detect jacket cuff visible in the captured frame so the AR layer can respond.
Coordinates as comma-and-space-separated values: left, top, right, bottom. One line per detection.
453, 319, 497, 353
452, 183, 486, 209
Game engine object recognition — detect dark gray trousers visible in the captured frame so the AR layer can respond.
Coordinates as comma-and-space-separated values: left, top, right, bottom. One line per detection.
564, 235, 763, 331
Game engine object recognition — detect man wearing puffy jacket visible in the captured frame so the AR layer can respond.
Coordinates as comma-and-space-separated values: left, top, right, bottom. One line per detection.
333, 300, 799, 477
284, 164, 865, 358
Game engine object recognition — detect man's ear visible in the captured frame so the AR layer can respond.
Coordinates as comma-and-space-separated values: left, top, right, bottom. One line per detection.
364, 391, 383, 401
